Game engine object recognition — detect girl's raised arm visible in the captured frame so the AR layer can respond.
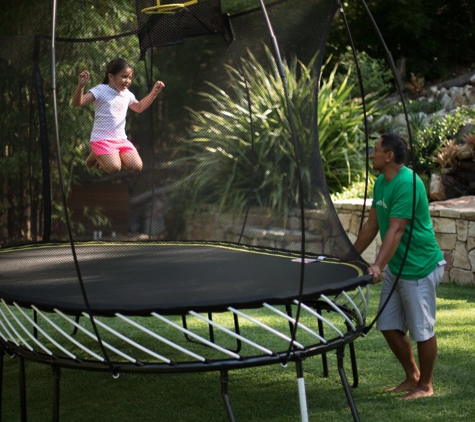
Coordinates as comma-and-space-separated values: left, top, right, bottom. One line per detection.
72, 70, 95, 107
129, 80, 165, 113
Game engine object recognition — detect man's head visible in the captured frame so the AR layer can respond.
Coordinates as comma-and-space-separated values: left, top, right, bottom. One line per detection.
371, 133, 407, 172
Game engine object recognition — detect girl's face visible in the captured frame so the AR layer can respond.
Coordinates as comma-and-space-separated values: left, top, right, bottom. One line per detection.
108, 66, 133, 91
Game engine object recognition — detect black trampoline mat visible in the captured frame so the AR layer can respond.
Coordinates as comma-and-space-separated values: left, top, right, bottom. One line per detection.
0, 242, 370, 315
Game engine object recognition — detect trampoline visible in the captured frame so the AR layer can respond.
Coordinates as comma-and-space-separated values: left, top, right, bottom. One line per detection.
0, 242, 369, 315
0, 242, 371, 421
0, 0, 404, 420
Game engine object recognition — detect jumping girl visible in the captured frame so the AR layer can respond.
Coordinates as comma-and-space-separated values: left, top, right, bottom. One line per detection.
72, 58, 165, 173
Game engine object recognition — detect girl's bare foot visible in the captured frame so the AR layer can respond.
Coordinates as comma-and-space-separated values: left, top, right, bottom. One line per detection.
86, 152, 97, 168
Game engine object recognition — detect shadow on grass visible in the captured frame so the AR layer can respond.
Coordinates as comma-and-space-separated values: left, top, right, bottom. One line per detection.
437, 282, 475, 303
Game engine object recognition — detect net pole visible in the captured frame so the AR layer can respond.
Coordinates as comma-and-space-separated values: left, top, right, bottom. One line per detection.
50, 0, 115, 374
257, 0, 306, 363
358, 0, 416, 333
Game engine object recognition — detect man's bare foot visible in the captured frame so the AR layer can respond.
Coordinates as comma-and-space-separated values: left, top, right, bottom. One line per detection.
399, 387, 434, 400
385, 378, 419, 393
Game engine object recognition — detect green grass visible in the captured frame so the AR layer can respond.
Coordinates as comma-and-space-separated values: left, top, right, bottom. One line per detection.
1, 282, 474, 421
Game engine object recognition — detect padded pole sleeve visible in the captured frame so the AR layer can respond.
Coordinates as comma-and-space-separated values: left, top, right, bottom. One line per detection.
296, 360, 309, 422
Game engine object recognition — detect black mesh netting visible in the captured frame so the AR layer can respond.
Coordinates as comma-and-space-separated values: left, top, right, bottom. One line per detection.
0, 0, 369, 315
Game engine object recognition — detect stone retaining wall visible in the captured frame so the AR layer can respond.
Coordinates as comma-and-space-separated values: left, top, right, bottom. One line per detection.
334, 197, 475, 285
187, 198, 475, 286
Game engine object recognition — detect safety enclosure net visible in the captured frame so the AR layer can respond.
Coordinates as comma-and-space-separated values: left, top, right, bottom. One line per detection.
0, 0, 369, 315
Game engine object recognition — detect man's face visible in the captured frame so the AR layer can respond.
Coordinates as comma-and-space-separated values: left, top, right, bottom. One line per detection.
371, 138, 391, 172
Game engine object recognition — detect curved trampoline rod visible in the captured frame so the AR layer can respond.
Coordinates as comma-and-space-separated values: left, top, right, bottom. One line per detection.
358, 0, 417, 334
81, 313, 171, 364
0, 305, 34, 351
50, 0, 115, 373
31, 305, 104, 362
151, 312, 241, 359
54, 309, 136, 364
227, 307, 305, 350
257, 0, 307, 362
188, 311, 274, 356
337, 1, 371, 232
115, 313, 206, 362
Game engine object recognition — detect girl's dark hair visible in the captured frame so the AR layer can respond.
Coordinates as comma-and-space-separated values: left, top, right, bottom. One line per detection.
103, 58, 133, 84
380, 132, 407, 164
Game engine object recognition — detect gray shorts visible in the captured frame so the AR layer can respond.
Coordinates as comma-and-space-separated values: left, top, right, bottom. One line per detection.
376, 262, 445, 342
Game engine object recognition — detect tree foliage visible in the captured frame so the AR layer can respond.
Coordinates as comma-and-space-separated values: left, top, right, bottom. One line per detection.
0, 0, 138, 243
329, 0, 475, 81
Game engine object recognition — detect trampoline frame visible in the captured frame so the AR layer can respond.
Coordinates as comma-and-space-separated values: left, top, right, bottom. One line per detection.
0, 281, 370, 422
0, 0, 388, 419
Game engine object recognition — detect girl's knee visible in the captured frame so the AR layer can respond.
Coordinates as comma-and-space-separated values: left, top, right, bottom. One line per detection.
121, 153, 143, 173
125, 163, 143, 173
97, 156, 121, 173
104, 165, 122, 174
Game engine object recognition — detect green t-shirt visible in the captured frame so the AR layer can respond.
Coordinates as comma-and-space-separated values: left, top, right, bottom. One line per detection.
372, 166, 443, 279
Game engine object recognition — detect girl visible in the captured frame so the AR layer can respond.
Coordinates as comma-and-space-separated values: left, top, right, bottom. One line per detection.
72, 58, 165, 173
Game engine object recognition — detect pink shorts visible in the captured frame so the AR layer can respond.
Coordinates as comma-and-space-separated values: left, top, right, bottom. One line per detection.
90, 139, 137, 156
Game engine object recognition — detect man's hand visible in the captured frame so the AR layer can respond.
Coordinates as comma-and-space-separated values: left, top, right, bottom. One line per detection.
368, 264, 384, 284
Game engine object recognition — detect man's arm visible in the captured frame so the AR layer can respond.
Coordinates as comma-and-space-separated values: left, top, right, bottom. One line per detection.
353, 207, 408, 283
353, 207, 379, 255
370, 217, 408, 283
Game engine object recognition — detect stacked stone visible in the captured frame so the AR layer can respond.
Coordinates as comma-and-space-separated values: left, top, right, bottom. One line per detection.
334, 197, 475, 286
187, 198, 475, 286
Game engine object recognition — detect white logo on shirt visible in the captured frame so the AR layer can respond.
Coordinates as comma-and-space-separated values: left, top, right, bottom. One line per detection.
376, 199, 388, 209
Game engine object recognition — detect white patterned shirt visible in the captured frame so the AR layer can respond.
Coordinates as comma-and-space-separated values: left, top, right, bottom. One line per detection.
88, 84, 136, 142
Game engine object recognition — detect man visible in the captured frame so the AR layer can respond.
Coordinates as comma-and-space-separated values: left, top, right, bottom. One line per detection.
353, 132, 445, 400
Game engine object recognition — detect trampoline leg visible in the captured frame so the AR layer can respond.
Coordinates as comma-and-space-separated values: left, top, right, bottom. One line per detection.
52, 366, 60, 422
316, 307, 329, 377
349, 342, 359, 388
336, 346, 360, 422
71, 315, 80, 336
220, 370, 236, 422
33, 311, 38, 339
19, 357, 27, 422
296, 360, 309, 422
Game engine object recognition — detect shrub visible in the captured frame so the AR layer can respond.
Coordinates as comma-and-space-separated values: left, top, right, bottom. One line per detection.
411, 105, 475, 176
388, 99, 444, 116
170, 47, 383, 219
334, 48, 394, 98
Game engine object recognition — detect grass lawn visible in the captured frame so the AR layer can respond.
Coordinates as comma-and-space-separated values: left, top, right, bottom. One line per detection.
1, 282, 473, 421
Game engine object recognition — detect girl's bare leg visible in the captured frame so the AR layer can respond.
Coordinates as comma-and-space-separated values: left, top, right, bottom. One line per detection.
120, 151, 143, 173
95, 154, 122, 174
86, 151, 98, 168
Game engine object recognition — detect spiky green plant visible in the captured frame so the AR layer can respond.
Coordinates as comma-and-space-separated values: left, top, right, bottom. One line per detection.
171, 47, 381, 220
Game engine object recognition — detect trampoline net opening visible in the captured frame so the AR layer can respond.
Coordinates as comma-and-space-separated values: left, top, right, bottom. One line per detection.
0, 0, 369, 315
